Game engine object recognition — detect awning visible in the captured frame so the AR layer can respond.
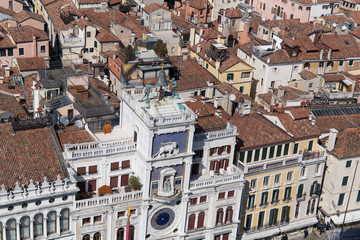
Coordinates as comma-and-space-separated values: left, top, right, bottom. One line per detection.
331, 210, 360, 225
280, 217, 318, 232
343, 79, 353, 86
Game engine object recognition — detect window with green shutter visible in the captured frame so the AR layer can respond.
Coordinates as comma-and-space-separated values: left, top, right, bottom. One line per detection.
276, 145, 282, 157
308, 140, 314, 151
245, 214, 252, 230
297, 184, 304, 198
239, 152, 245, 162
284, 143, 289, 156
346, 160, 352, 168
272, 189, 279, 202
269, 146, 275, 159
293, 143, 299, 154
269, 208, 278, 226
258, 211, 265, 229
261, 148, 268, 160
342, 176, 349, 186
338, 193, 345, 206
254, 149, 260, 161
261, 192, 268, 205
246, 151, 253, 163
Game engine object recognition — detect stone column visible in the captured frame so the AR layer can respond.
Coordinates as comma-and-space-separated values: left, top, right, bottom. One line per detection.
16, 222, 20, 240
207, 190, 216, 228
57, 214, 61, 235
107, 210, 113, 240
30, 219, 34, 239
139, 202, 149, 240
183, 157, 192, 193
44, 217, 48, 237
2, 224, 5, 240
178, 194, 190, 237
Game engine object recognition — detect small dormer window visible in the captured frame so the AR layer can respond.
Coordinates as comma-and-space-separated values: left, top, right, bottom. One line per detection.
292, 50, 297, 57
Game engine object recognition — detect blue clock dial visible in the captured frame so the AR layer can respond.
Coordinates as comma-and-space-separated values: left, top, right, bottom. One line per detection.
151, 208, 175, 230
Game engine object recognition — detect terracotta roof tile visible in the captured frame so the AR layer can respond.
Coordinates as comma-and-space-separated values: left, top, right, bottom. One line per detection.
14, 10, 45, 23
143, 3, 163, 14
314, 114, 360, 133
8, 26, 49, 43
0, 36, 16, 49
332, 128, 360, 159
0, 123, 67, 189
0, 94, 29, 118
299, 70, 317, 80
16, 57, 49, 71
57, 125, 94, 150
322, 74, 345, 82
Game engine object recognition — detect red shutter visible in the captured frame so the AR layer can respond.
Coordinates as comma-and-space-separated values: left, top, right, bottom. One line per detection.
190, 198, 197, 205
197, 212, 205, 228
88, 180, 97, 192
228, 190, 235, 198
77, 181, 85, 192
89, 165, 97, 174
121, 160, 130, 169
224, 159, 229, 170
229, 207, 233, 222
227, 145, 231, 153
200, 196, 207, 203
200, 150, 203, 158
219, 192, 225, 199
210, 161, 215, 171
216, 209, 223, 225
111, 162, 119, 171
188, 214, 196, 231
77, 167, 86, 175
217, 147, 222, 155
210, 148, 214, 156
223, 233, 229, 240
110, 176, 118, 188
220, 159, 224, 169
215, 161, 221, 171
121, 174, 129, 186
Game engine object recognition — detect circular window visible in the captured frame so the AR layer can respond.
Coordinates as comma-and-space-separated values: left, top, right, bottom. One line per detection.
49, 198, 55, 203
176, 200, 181, 205
35, 200, 41, 206
22, 203, 28, 209
62, 196, 68, 201
151, 208, 175, 230
8, 206, 14, 211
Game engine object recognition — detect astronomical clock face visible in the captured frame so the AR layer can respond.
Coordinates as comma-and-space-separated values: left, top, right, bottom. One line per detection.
150, 208, 175, 230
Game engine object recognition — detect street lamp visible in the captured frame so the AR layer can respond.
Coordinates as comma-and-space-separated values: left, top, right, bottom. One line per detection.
126, 206, 132, 240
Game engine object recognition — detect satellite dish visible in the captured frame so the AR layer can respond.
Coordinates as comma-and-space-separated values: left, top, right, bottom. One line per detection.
229, 94, 236, 101
75, 120, 84, 129
59, 116, 69, 126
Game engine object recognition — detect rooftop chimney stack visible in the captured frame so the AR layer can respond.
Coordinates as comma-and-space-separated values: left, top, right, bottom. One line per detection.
216, 59, 221, 71
5, 67, 10, 78
326, 128, 338, 152
196, 44, 202, 53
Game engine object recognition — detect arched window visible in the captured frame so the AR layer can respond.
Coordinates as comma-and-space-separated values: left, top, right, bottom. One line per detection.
60, 209, 70, 232
295, 203, 300, 218
83, 234, 90, 240
47, 211, 57, 235
93, 232, 101, 240
216, 208, 223, 225
197, 212, 205, 228
300, 167, 306, 177
187, 214, 196, 231
20, 216, 30, 240
310, 181, 320, 196
130, 226, 135, 240
297, 184, 304, 198
34, 214, 43, 238
6, 219, 16, 240
225, 207, 233, 223
117, 228, 124, 240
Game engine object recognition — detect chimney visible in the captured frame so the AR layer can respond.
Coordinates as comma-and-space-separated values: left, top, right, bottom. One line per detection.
214, 99, 219, 108
319, 49, 324, 60
196, 44, 201, 53
190, 27, 196, 46
217, 34, 221, 43
185, 1, 190, 20
277, 88, 285, 98
5, 67, 10, 78
326, 128, 338, 152
267, 57, 270, 64
199, 27, 204, 37
130, 33, 135, 45
183, 52, 188, 61
327, 49, 332, 60
270, 95, 276, 105
0, 76, 3, 84
218, 24, 223, 34
216, 59, 221, 71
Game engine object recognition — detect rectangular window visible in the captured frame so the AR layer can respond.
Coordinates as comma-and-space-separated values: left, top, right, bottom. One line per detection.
94, 41, 98, 48
261, 192, 268, 205
122, 160, 130, 169
90, 48, 94, 53
276, 145, 282, 157
200, 196, 207, 203
263, 176, 269, 187
250, 179, 257, 189
258, 211, 265, 229
293, 143, 299, 154
247, 195, 255, 208
308, 140, 314, 151
240, 152, 245, 162
19, 48, 24, 56
284, 187, 292, 200
110, 176, 118, 188
239, 86, 244, 93
0, 49, 6, 56
118, 211, 125, 218
246, 151, 253, 163
218, 192, 226, 199
262, 148, 268, 160
338, 193, 345, 206
272, 189, 279, 202
245, 214, 252, 230
342, 176, 349, 186
241, 72, 251, 78
269, 146, 275, 158
41, 46, 46, 53
94, 216, 102, 223
228, 190, 235, 198
274, 174, 280, 184
339, 60, 344, 66
346, 160, 352, 168
77, 167, 86, 175
357, 191, 360, 202
190, 198, 197, 205
254, 149, 260, 161
349, 60, 354, 66
82, 217, 90, 225
287, 171, 293, 182
87, 32, 91, 37
88, 165, 97, 174
8, 48, 13, 56
283, 143, 289, 156
227, 73, 234, 81
269, 208, 278, 226
319, 62, 324, 68
111, 162, 119, 171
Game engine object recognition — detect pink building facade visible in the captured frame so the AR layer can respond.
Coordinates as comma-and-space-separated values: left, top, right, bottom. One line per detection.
248, 0, 341, 22
6, 0, 23, 12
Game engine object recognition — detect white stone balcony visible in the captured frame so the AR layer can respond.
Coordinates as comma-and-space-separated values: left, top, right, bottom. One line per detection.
321, 88, 354, 100
75, 190, 143, 209
194, 125, 237, 142
63, 138, 136, 160
189, 172, 244, 190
